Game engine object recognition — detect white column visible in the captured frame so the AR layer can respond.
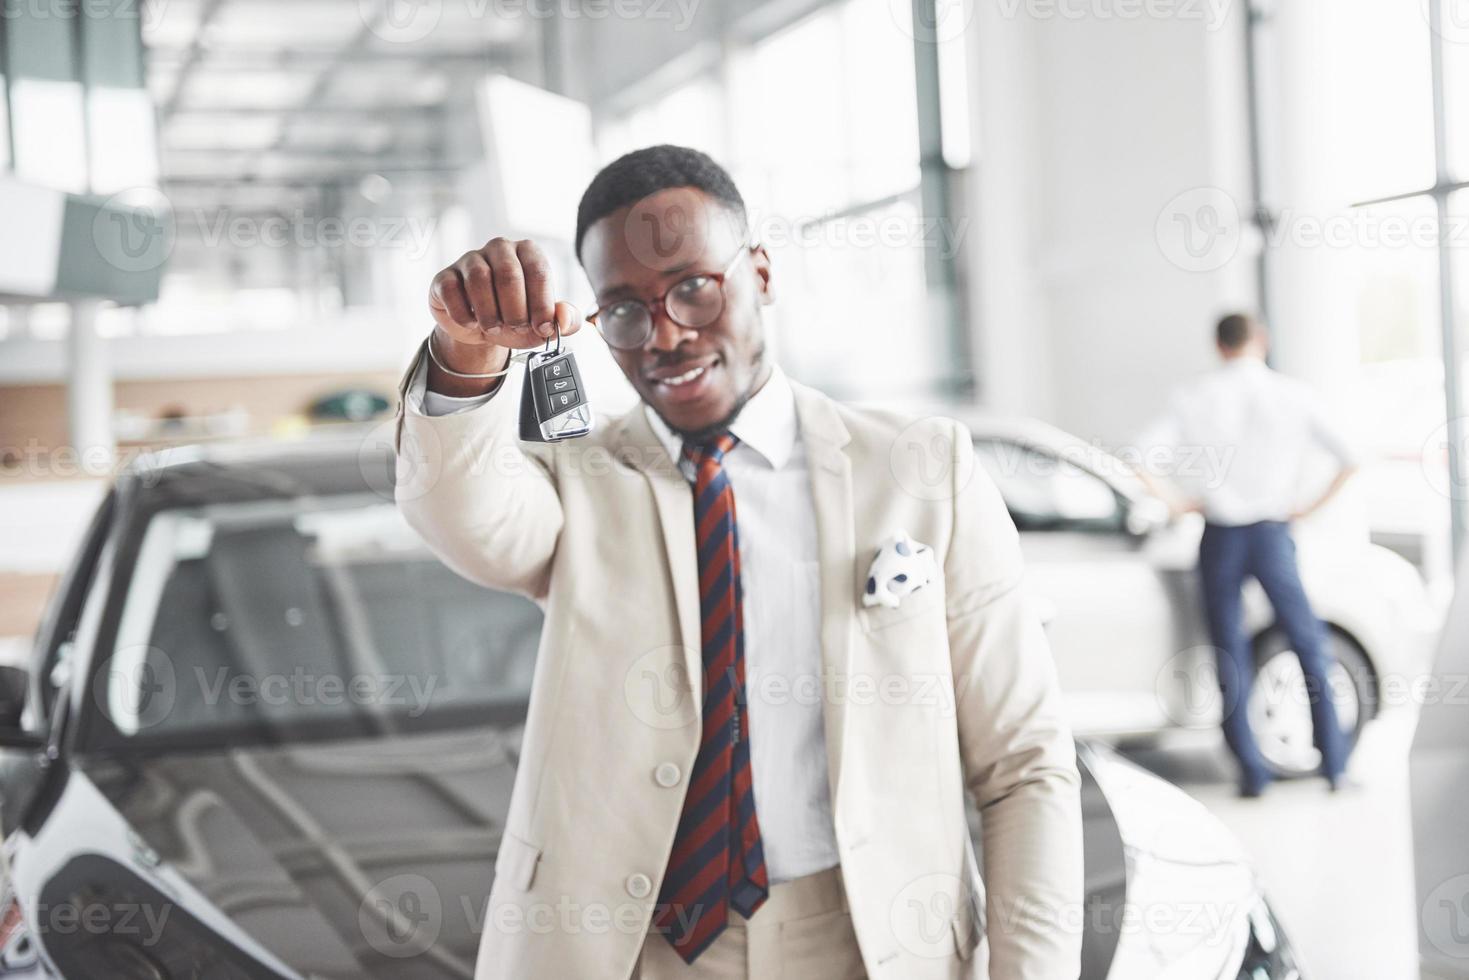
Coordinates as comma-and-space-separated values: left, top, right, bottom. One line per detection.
66, 300, 114, 476
1260, 0, 1369, 546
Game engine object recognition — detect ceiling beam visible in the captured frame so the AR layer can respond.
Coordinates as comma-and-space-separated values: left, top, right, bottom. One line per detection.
157, 0, 233, 120
148, 47, 518, 72
160, 104, 452, 120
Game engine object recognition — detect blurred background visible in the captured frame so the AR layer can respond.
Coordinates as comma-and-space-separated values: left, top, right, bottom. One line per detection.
2, 0, 1468, 977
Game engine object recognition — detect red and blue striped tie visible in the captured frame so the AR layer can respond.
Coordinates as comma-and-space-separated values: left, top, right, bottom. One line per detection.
654, 433, 769, 963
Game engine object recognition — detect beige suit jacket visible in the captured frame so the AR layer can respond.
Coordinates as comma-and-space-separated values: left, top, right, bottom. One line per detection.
393, 349, 1084, 979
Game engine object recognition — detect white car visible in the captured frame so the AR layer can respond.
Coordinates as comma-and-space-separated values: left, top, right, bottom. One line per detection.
962, 416, 1436, 778
0, 436, 1302, 980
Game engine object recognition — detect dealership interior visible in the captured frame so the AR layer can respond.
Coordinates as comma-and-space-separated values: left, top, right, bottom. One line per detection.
2, 0, 1469, 978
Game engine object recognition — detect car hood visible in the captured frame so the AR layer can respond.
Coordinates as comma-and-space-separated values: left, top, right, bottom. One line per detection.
71, 724, 524, 980
36, 734, 1261, 980
1079, 744, 1260, 980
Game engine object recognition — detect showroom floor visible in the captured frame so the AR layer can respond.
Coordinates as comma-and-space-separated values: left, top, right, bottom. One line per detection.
1123, 712, 1420, 980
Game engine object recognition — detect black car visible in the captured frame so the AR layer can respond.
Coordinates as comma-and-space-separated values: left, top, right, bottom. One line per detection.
0, 436, 1300, 979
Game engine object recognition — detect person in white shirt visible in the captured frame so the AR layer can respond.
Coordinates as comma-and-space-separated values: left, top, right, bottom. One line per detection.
1136, 313, 1358, 798
393, 145, 1083, 979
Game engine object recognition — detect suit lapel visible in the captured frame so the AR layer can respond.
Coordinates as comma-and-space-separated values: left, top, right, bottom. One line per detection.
790, 383, 856, 808
617, 407, 704, 719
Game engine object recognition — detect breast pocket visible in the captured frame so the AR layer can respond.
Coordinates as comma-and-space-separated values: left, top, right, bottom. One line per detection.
858, 581, 946, 633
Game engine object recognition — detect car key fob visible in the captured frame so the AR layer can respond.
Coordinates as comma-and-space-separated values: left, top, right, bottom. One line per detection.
519, 346, 593, 442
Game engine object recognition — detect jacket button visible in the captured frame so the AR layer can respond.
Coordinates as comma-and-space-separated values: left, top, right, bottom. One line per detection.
654, 763, 682, 787
626, 874, 653, 899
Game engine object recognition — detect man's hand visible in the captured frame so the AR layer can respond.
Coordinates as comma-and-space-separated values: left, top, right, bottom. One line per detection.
427, 237, 583, 397
1168, 497, 1204, 520
1290, 463, 1358, 525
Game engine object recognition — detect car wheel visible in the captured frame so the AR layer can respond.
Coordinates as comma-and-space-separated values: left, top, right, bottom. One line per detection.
1248, 626, 1376, 779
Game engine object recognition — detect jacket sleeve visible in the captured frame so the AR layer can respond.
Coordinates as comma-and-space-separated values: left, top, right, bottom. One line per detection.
942, 420, 1084, 979
393, 341, 563, 600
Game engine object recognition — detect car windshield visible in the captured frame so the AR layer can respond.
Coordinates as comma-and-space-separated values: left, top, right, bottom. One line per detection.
972, 439, 1125, 533
90, 493, 542, 750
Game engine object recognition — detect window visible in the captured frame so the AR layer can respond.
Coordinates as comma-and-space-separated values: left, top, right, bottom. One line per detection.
972, 439, 1126, 534
1318, 2, 1435, 200
592, 0, 956, 401
0, 72, 10, 176
98, 497, 543, 747
726, 0, 935, 399
595, 76, 726, 165
1251, 0, 1469, 568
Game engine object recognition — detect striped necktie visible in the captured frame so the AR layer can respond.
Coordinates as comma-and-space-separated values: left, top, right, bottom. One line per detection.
654, 432, 769, 962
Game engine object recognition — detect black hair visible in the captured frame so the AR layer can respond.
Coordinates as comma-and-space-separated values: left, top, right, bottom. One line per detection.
1216, 312, 1260, 351
574, 144, 748, 260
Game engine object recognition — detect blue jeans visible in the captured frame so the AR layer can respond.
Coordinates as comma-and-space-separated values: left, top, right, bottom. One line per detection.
1198, 521, 1348, 789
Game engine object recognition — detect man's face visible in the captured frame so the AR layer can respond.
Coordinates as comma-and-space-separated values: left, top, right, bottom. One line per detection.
581, 187, 773, 439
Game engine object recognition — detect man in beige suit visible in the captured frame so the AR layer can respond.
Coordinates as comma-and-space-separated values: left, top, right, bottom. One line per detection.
394, 145, 1083, 979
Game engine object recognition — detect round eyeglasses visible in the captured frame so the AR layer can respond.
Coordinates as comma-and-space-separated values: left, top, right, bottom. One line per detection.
587, 245, 754, 350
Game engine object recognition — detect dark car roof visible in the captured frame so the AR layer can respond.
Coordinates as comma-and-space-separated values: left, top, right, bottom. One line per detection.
119, 432, 393, 510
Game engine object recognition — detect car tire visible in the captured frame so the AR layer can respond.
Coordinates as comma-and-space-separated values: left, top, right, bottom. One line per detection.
1249, 625, 1376, 780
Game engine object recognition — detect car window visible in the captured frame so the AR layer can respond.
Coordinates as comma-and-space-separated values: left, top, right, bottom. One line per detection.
972, 439, 1126, 533
33, 492, 115, 731
90, 495, 542, 749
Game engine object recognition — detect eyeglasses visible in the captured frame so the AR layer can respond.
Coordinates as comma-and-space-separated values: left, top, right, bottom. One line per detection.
588, 245, 754, 350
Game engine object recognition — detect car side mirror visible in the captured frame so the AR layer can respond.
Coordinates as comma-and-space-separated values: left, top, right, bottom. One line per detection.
0, 665, 49, 834
1125, 497, 1171, 537
0, 665, 42, 749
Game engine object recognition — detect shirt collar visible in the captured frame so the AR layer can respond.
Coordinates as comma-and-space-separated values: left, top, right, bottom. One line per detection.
643, 364, 798, 470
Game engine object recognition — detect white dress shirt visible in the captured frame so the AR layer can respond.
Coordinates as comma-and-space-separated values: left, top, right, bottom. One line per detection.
405, 359, 841, 883
1135, 356, 1358, 526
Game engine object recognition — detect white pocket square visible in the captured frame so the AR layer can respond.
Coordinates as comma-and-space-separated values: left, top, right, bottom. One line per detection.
862, 530, 940, 609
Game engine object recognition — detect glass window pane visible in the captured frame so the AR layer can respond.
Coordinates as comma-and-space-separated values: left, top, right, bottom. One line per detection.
838, 0, 921, 202
1441, 20, 1469, 181
89, 87, 159, 194
0, 73, 10, 174
768, 194, 939, 399
721, 0, 930, 398
11, 78, 88, 192
1351, 196, 1442, 366
1453, 190, 1469, 414
937, 21, 971, 170
3, 1, 78, 82
730, 7, 851, 216
1321, 1, 1436, 198
594, 76, 725, 164
106, 499, 544, 743
1342, 196, 1450, 577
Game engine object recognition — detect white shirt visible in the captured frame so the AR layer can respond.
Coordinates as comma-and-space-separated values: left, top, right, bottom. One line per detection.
1135, 356, 1358, 526
406, 361, 841, 882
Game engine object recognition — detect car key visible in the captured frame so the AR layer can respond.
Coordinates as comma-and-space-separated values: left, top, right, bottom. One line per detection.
519, 331, 594, 442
